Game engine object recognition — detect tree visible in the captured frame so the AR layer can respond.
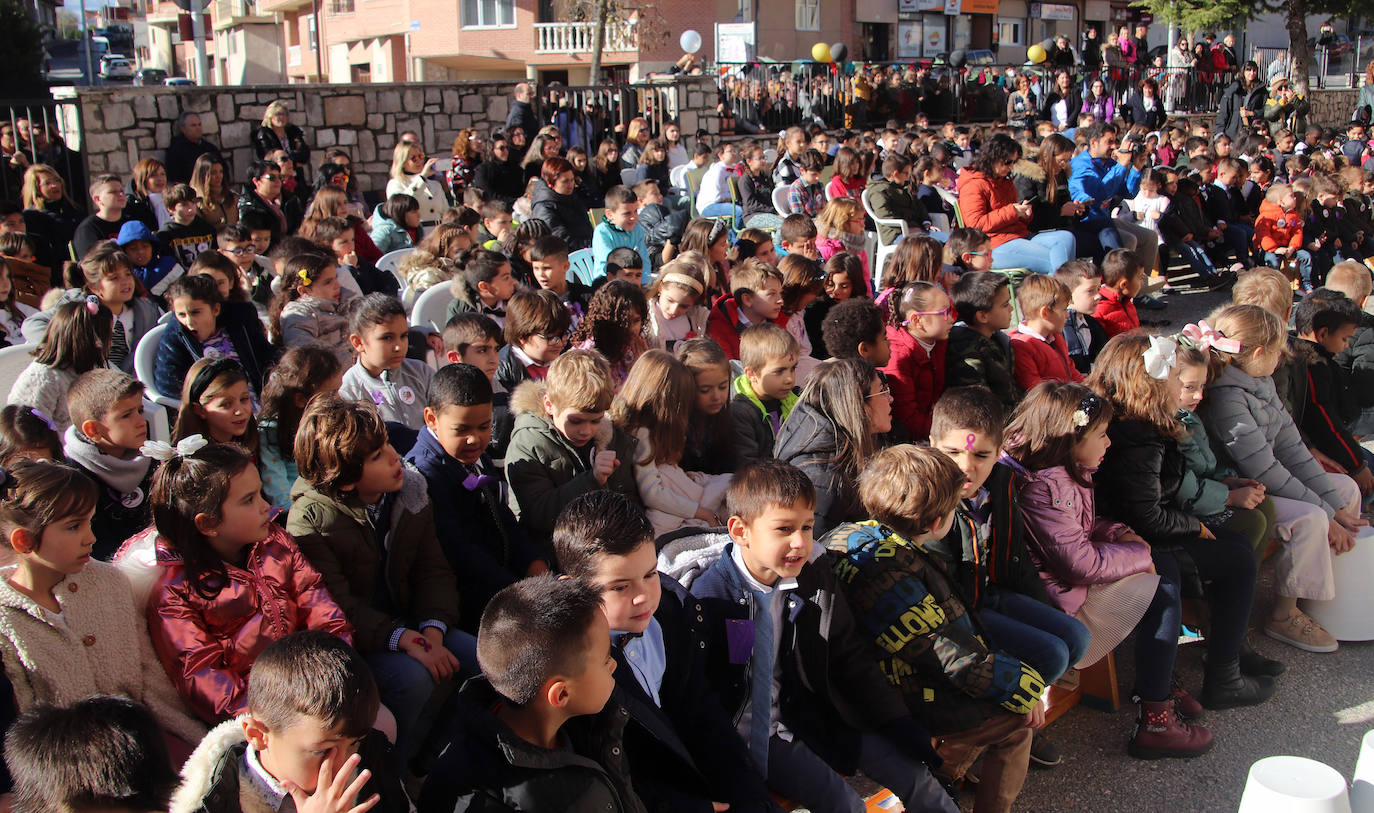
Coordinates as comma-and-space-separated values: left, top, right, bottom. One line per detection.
1132, 0, 1254, 37
553, 0, 670, 82
0, 0, 46, 95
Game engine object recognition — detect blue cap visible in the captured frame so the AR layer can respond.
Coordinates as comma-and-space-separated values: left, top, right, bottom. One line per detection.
115, 220, 159, 247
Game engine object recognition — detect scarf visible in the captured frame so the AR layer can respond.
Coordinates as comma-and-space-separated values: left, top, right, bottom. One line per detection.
62, 426, 152, 495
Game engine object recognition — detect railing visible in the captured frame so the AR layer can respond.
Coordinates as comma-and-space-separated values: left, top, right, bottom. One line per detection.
287, 44, 301, 67
0, 98, 87, 216
533, 21, 635, 54
532, 81, 682, 143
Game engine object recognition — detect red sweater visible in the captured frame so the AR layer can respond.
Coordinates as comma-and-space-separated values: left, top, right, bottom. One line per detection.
1010, 327, 1083, 392
1092, 285, 1139, 338
881, 324, 946, 441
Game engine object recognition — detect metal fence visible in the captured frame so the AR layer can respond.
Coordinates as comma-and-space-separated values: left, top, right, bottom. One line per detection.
533, 81, 683, 141
0, 97, 85, 213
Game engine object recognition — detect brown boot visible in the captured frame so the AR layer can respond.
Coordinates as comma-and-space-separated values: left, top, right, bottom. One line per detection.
1127, 700, 1215, 760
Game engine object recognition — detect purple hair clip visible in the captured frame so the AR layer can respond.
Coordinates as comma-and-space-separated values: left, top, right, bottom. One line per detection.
26, 408, 58, 433
84, 294, 99, 315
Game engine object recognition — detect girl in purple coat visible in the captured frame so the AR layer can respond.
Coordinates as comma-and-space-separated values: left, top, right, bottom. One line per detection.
1002, 381, 1211, 761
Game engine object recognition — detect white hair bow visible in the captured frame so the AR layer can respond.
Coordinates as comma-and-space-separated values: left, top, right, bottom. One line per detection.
140, 434, 209, 462
1143, 335, 1178, 380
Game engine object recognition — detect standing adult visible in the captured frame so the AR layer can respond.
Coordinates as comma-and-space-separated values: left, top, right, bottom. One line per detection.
1124, 77, 1166, 130
251, 101, 310, 188
447, 129, 482, 201
1132, 25, 1150, 64
17, 118, 84, 210
505, 82, 541, 150
1165, 37, 1195, 114
956, 134, 1075, 275
1006, 75, 1037, 132
164, 112, 222, 185
1040, 71, 1083, 131
1217, 61, 1267, 139
1049, 35, 1077, 71
1355, 61, 1374, 122
1067, 122, 1158, 274
1117, 25, 1137, 66
1082, 27, 1103, 75
620, 118, 652, 168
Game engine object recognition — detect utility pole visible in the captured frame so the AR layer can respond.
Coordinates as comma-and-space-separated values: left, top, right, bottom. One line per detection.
190, 4, 210, 84
79, 0, 93, 84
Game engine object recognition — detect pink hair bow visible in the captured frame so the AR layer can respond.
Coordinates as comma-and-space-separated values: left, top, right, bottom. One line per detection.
1180, 321, 1241, 354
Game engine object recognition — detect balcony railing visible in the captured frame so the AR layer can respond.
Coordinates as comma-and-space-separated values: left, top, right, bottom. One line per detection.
534, 20, 635, 54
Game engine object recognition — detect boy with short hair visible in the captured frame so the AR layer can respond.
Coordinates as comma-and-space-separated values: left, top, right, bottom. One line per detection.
776, 213, 819, 259
339, 293, 434, 427
824, 444, 1042, 811
730, 322, 799, 464
592, 185, 652, 284
239, 209, 277, 259
478, 199, 513, 249
157, 183, 218, 269
407, 363, 548, 630
529, 234, 592, 322
603, 246, 644, 285
705, 257, 784, 360
1010, 274, 1083, 391
1292, 292, 1374, 495
820, 297, 892, 366
442, 312, 514, 459
419, 577, 640, 812
684, 459, 952, 813
1327, 261, 1374, 428
945, 271, 1020, 409
786, 149, 826, 218
171, 630, 408, 813
497, 288, 573, 392
72, 174, 129, 259
315, 216, 397, 298
505, 348, 641, 545
63, 369, 153, 560
219, 222, 275, 305
552, 491, 775, 813
1092, 248, 1145, 337
1054, 260, 1108, 374
116, 218, 185, 304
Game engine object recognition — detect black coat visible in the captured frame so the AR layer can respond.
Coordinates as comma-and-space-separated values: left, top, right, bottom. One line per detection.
1095, 418, 1202, 547
737, 171, 775, 222
1122, 93, 1166, 130
153, 300, 277, 396
1011, 161, 1073, 232
530, 180, 593, 251
1039, 89, 1083, 127
165, 135, 222, 185
773, 400, 864, 538
251, 124, 310, 186
235, 189, 286, 245
472, 158, 525, 204
1216, 80, 1267, 139
638, 202, 689, 270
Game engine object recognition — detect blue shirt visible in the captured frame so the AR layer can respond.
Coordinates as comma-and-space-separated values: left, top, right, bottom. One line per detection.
1068, 150, 1142, 224
591, 220, 652, 285
612, 616, 667, 706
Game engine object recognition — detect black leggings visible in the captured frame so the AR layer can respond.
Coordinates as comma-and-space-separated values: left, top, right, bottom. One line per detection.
1134, 529, 1258, 701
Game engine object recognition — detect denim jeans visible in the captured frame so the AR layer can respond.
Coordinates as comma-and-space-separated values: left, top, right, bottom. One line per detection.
700, 201, 743, 222
1262, 250, 1314, 287
990, 230, 1076, 274
766, 732, 957, 813
1224, 223, 1257, 266
367, 628, 479, 767
1169, 239, 1220, 278
980, 587, 1091, 685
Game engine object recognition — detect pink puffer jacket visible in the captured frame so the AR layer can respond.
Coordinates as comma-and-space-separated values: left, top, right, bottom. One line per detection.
118, 525, 353, 724
1004, 460, 1154, 615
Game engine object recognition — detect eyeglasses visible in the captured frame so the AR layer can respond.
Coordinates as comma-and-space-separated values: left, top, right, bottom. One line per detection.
222, 246, 254, 256
259, 174, 280, 182
865, 385, 892, 400
906, 306, 954, 320
536, 332, 570, 344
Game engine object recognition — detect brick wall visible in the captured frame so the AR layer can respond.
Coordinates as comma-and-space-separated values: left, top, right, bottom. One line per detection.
75, 75, 722, 192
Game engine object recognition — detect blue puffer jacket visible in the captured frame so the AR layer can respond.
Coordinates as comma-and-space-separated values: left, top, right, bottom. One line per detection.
153, 301, 277, 397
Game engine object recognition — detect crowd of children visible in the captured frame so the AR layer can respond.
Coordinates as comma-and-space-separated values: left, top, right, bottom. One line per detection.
7, 107, 1374, 813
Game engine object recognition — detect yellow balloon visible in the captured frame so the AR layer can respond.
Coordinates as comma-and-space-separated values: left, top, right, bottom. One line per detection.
812, 42, 832, 62
1027, 44, 1047, 63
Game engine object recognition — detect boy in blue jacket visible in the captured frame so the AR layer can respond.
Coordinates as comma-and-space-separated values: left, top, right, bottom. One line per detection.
406, 362, 549, 631
116, 219, 184, 306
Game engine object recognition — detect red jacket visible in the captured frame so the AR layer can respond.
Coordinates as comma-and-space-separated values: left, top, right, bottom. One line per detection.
1092, 285, 1139, 338
1010, 327, 1083, 391
882, 324, 946, 441
1254, 200, 1305, 253
704, 294, 788, 361
119, 525, 353, 725
956, 168, 1030, 248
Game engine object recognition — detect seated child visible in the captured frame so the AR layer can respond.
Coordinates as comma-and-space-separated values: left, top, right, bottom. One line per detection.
6, 696, 180, 813
1010, 274, 1083, 391
258, 345, 342, 511
418, 576, 641, 812
315, 216, 398, 298
551, 491, 775, 813
1091, 249, 1145, 338
171, 631, 409, 813
530, 235, 592, 327
611, 350, 731, 537
592, 185, 652, 284
602, 245, 644, 285
729, 322, 799, 463
682, 459, 952, 813
339, 293, 434, 427
61, 369, 154, 559
270, 249, 352, 364
506, 349, 641, 548
219, 222, 277, 307
776, 213, 820, 260
497, 288, 573, 393
156, 183, 218, 270
0, 460, 205, 745
1326, 261, 1374, 434
448, 248, 516, 328
116, 219, 185, 306
370, 193, 420, 253
804, 252, 860, 358
646, 258, 709, 353
820, 297, 892, 367
0, 405, 62, 466
1232, 266, 1307, 419
157, 273, 277, 398
1292, 293, 1374, 496
287, 394, 468, 766
946, 272, 1019, 409
174, 357, 260, 457
572, 279, 649, 387
406, 363, 548, 631
883, 280, 951, 441
676, 338, 738, 476
706, 257, 785, 361
1055, 260, 1108, 374
824, 445, 1042, 811
785, 149, 826, 218
442, 312, 513, 457
9, 298, 111, 433
1254, 183, 1315, 293
117, 443, 353, 725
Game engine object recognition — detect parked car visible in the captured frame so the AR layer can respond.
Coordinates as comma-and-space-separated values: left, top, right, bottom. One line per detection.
99, 54, 133, 80
133, 67, 167, 86
165, 77, 196, 87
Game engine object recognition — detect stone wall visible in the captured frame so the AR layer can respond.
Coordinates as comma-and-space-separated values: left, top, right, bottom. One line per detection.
74, 76, 722, 193
1308, 88, 1359, 128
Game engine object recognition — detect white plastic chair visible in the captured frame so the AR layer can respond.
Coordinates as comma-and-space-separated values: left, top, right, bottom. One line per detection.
410, 284, 455, 333
133, 322, 181, 411
772, 186, 792, 217
620, 167, 638, 187
669, 164, 689, 192
763, 147, 778, 164
377, 247, 416, 294
143, 397, 171, 443
0, 343, 35, 399
568, 248, 596, 286
861, 187, 908, 289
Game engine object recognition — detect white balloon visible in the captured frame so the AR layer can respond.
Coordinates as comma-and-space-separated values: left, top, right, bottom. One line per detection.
680, 29, 703, 54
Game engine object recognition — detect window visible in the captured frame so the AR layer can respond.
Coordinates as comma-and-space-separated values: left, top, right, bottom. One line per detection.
305, 13, 317, 48
997, 18, 1023, 46
462, 0, 514, 28
329, 0, 353, 13
735, 0, 752, 22
795, 0, 818, 31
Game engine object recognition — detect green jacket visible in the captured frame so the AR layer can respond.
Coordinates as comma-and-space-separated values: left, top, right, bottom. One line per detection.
505, 381, 642, 546
729, 373, 799, 464
1174, 410, 1235, 520
286, 470, 460, 653
866, 176, 930, 245
945, 324, 1021, 410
